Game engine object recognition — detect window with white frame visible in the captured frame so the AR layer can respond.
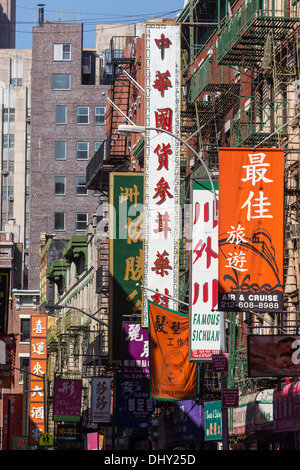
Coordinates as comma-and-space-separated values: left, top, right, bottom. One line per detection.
52, 74, 71, 90
53, 43, 71, 61
76, 212, 88, 231
77, 106, 89, 124
95, 106, 105, 124
76, 176, 88, 195
55, 176, 66, 195
55, 141, 66, 160
76, 142, 89, 160
56, 105, 67, 124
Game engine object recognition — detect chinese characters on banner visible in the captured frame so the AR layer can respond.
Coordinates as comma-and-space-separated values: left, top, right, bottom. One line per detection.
29, 315, 47, 445
148, 301, 196, 400
122, 322, 149, 381
2, 394, 23, 450
91, 377, 111, 423
218, 148, 284, 312
143, 23, 181, 327
53, 379, 82, 422
0, 334, 16, 388
190, 180, 220, 361
0, 269, 10, 333
109, 173, 144, 362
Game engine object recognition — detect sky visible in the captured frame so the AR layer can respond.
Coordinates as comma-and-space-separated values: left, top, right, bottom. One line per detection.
15, 0, 186, 49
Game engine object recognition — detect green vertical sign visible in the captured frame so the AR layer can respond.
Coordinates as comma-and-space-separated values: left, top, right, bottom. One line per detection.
204, 400, 222, 441
109, 172, 144, 362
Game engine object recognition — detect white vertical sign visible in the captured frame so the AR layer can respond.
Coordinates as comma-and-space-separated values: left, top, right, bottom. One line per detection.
91, 377, 111, 423
190, 180, 220, 361
143, 22, 181, 327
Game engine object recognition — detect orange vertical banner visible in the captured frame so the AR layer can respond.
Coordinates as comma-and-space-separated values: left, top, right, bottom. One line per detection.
218, 148, 284, 312
148, 301, 197, 400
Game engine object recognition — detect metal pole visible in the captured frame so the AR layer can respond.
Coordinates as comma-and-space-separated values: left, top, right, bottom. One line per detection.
220, 312, 229, 451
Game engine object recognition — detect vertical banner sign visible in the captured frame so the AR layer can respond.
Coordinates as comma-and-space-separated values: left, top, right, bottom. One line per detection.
29, 315, 47, 446
53, 379, 82, 422
218, 148, 284, 312
143, 23, 181, 328
0, 334, 16, 388
122, 322, 150, 381
91, 377, 111, 423
0, 269, 10, 333
190, 180, 220, 361
148, 301, 196, 401
109, 173, 144, 362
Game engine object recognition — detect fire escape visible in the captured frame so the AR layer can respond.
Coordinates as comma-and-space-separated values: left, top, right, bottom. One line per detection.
86, 36, 137, 195
216, 0, 300, 391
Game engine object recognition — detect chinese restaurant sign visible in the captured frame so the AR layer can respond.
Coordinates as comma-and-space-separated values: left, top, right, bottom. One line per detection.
0, 269, 10, 333
218, 148, 284, 312
53, 378, 82, 422
91, 377, 111, 423
190, 180, 220, 361
29, 315, 47, 445
0, 334, 16, 388
204, 400, 222, 441
143, 23, 181, 327
122, 322, 149, 381
2, 394, 23, 450
148, 301, 196, 401
109, 172, 144, 362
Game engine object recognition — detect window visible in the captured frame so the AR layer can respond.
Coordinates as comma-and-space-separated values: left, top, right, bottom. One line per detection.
3, 109, 8, 122
76, 212, 88, 231
53, 43, 71, 61
9, 109, 15, 122
3, 135, 8, 148
76, 142, 89, 160
95, 106, 105, 124
95, 141, 103, 152
9, 135, 14, 148
56, 105, 67, 124
20, 318, 30, 342
20, 356, 29, 382
76, 177, 87, 195
55, 141, 66, 160
52, 74, 70, 90
77, 106, 89, 124
55, 176, 66, 195
54, 212, 65, 231
3, 135, 14, 148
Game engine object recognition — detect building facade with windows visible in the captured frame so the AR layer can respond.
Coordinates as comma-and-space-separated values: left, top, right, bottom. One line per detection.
0, 48, 32, 283
29, 21, 110, 289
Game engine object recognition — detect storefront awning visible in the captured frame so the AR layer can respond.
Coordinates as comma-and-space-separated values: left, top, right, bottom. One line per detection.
231, 389, 274, 435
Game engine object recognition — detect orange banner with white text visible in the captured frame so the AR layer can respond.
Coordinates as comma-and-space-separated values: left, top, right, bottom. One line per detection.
148, 301, 197, 400
218, 148, 284, 313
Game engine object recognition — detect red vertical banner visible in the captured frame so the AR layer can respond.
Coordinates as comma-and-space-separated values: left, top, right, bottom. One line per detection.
148, 301, 197, 400
0, 334, 16, 388
29, 316, 47, 445
218, 148, 284, 312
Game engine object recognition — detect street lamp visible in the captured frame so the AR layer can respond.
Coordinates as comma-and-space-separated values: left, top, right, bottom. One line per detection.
117, 123, 218, 221
45, 304, 108, 327
118, 123, 229, 451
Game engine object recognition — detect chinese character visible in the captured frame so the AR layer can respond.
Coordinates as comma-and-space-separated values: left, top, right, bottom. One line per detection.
155, 33, 172, 60
241, 191, 273, 220
154, 212, 171, 239
32, 341, 46, 356
120, 185, 140, 207
154, 315, 168, 333
151, 250, 172, 277
153, 70, 172, 97
154, 108, 173, 132
226, 224, 247, 245
124, 249, 143, 281
33, 319, 45, 335
154, 142, 172, 170
226, 251, 248, 272
193, 237, 217, 268
153, 177, 174, 205
151, 287, 169, 307
126, 324, 143, 342
241, 152, 273, 186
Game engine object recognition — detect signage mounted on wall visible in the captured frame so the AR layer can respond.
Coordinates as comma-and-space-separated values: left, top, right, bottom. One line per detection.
218, 148, 284, 313
190, 180, 220, 361
143, 22, 181, 327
